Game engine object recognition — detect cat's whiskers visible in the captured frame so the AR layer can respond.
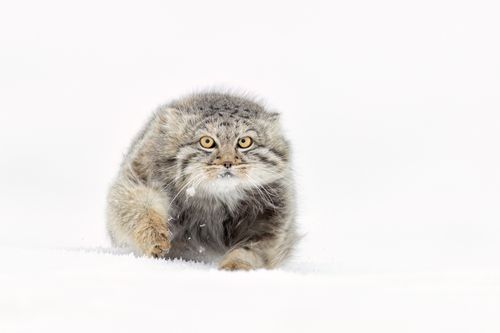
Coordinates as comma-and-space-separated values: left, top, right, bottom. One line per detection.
247, 172, 281, 201
245, 174, 276, 208
167, 173, 205, 208
160, 171, 186, 192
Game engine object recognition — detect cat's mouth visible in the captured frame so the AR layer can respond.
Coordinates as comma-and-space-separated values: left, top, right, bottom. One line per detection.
203, 165, 248, 184
217, 170, 234, 179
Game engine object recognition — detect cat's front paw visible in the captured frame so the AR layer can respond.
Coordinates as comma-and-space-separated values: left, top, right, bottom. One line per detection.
219, 258, 254, 271
133, 211, 171, 258
218, 248, 263, 271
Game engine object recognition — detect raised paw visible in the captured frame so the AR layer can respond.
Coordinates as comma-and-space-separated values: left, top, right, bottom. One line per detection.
145, 232, 170, 258
133, 211, 171, 258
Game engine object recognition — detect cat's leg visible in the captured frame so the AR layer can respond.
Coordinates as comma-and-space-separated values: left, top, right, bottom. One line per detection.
218, 220, 297, 271
106, 175, 171, 258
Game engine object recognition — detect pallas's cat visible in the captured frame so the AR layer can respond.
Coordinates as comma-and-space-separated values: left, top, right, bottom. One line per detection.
106, 92, 297, 270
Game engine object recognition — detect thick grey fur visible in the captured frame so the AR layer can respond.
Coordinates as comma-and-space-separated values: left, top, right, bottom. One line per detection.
106, 91, 298, 270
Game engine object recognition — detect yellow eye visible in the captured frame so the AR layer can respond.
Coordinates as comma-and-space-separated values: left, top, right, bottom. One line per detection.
199, 136, 215, 149
238, 136, 253, 149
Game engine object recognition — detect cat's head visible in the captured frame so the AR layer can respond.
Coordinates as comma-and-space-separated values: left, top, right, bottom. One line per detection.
157, 93, 290, 197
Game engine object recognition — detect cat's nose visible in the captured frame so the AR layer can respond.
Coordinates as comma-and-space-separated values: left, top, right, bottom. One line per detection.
214, 151, 240, 168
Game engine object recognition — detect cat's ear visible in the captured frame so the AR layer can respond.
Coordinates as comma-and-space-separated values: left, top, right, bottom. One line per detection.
258, 111, 283, 135
156, 107, 184, 126
155, 107, 198, 138
153, 107, 188, 138
262, 111, 282, 127
267, 112, 281, 122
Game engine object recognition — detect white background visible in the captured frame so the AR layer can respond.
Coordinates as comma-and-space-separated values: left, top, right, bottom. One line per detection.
1, 1, 499, 332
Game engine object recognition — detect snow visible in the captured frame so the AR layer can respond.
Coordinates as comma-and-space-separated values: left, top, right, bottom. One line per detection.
186, 186, 196, 197
1, 247, 499, 333
1, 0, 500, 332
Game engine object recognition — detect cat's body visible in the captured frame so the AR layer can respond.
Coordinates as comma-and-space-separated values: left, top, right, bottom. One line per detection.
106, 92, 297, 270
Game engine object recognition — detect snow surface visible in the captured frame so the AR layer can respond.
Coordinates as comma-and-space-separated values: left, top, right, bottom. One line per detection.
1, 0, 500, 332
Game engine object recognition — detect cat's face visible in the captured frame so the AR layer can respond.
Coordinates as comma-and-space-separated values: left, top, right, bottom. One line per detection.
160, 105, 290, 197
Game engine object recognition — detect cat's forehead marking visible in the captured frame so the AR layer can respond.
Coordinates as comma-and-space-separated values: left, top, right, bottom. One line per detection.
193, 113, 257, 143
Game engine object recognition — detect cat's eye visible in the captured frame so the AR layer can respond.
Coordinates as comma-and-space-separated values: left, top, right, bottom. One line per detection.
199, 136, 216, 149
238, 136, 253, 149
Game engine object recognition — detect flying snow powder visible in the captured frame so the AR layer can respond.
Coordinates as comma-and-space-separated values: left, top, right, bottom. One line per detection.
186, 186, 196, 197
